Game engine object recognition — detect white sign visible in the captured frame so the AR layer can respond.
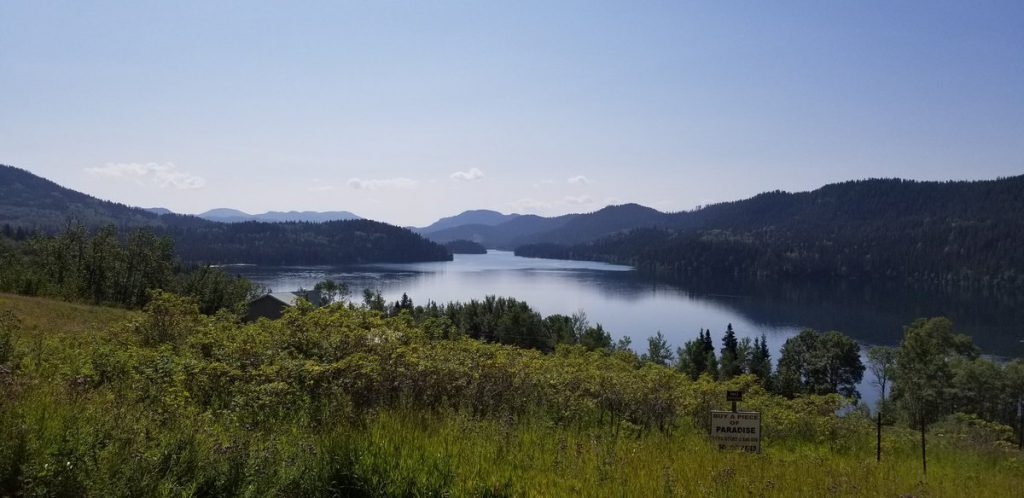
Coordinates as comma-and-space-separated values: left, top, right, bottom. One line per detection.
710, 410, 761, 453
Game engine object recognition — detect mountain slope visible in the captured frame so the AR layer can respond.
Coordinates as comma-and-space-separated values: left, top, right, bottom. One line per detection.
197, 208, 361, 223
421, 204, 673, 249
416, 209, 521, 234
517, 176, 1024, 291
515, 204, 674, 247
0, 165, 450, 265
0, 165, 165, 229
423, 214, 579, 248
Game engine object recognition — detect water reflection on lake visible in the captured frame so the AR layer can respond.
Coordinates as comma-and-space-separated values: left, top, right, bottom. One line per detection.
228, 251, 1024, 406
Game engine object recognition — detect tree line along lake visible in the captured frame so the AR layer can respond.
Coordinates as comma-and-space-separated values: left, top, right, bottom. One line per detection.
227, 250, 1024, 407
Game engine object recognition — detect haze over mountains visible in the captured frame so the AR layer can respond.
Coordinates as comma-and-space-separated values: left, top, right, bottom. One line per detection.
196, 208, 361, 224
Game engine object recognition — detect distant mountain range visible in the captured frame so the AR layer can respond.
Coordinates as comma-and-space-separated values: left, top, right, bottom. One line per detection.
419, 204, 672, 249
196, 208, 361, 223
6, 163, 1022, 290
414, 209, 521, 234
142, 207, 362, 223
0, 165, 449, 265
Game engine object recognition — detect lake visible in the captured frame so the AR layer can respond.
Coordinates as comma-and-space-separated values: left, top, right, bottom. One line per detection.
228, 250, 1024, 407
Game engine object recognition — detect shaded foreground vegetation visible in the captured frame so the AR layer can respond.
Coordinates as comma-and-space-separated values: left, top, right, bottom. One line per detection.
1, 294, 1022, 497
0, 223, 263, 313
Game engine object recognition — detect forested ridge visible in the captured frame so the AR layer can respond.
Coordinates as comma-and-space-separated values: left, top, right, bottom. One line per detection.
0, 165, 451, 265
516, 176, 1024, 292
159, 218, 452, 265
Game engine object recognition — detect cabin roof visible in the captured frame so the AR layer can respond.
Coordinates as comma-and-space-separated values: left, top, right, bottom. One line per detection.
253, 290, 323, 307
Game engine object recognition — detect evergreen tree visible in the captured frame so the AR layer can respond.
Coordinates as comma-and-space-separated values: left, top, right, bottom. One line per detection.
705, 349, 719, 380
719, 323, 742, 380
701, 329, 714, 356
676, 329, 712, 380
747, 334, 773, 387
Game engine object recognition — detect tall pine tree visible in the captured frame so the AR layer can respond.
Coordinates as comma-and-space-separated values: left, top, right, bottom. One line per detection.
720, 323, 742, 380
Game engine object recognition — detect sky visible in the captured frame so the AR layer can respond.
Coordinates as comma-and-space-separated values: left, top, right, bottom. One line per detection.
2, 1, 1022, 226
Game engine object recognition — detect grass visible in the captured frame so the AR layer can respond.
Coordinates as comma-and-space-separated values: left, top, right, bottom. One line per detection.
0, 293, 137, 337
1, 294, 1022, 497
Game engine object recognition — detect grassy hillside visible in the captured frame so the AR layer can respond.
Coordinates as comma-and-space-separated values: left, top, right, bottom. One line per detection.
1, 295, 1021, 496
0, 293, 137, 336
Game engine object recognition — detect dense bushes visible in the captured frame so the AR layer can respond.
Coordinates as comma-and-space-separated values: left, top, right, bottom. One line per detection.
1, 295, 1022, 496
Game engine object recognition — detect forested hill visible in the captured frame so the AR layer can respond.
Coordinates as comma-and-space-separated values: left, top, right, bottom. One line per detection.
0, 165, 452, 265
0, 164, 164, 230
415, 209, 521, 234
516, 176, 1024, 292
421, 205, 670, 249
164, 219, 452, 265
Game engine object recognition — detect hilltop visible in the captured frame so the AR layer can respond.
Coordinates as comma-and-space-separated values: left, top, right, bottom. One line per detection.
515, 176, 1024, 291
0, 165, 450, 265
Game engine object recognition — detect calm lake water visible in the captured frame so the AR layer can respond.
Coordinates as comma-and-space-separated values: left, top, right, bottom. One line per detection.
228, 251, 1024, 407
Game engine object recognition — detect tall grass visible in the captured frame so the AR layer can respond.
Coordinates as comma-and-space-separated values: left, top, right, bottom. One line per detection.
1, 294, 1021, 497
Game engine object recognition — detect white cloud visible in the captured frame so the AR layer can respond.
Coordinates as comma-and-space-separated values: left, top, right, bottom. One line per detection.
567, 175, 591, 185
563, 195, 593, 205
450, 168, 485, 181
346, 177, 418, 190
85, 162, 206, 190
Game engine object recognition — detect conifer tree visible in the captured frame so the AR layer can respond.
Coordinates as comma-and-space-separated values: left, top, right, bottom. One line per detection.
720, 323, 742, 379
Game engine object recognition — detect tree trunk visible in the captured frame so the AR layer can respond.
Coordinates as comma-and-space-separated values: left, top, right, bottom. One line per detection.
920, 415, 927, 478
876, 410, 882, 463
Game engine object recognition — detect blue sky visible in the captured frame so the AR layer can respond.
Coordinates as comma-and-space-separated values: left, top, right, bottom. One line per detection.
2, 1, 1022, 226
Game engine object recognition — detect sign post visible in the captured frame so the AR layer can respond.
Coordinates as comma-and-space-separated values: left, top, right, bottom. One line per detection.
1018, 396, 1022, 451
726, 390, 743, 412
711, 391, 761, 453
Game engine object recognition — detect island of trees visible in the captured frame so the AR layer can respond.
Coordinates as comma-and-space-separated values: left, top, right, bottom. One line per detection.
443, 239, 488, 254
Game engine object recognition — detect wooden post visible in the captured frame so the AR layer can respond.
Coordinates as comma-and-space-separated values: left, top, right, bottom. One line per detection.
876, 410, 882, 463
920, 415, 927, 478
1018, 397, 1023, 451
726, 390, 742, 413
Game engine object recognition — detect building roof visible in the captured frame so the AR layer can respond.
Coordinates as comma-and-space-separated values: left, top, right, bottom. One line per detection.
258, 290, 323, 307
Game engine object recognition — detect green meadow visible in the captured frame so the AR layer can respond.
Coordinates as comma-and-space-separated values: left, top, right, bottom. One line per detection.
1, 293, 1021, 497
